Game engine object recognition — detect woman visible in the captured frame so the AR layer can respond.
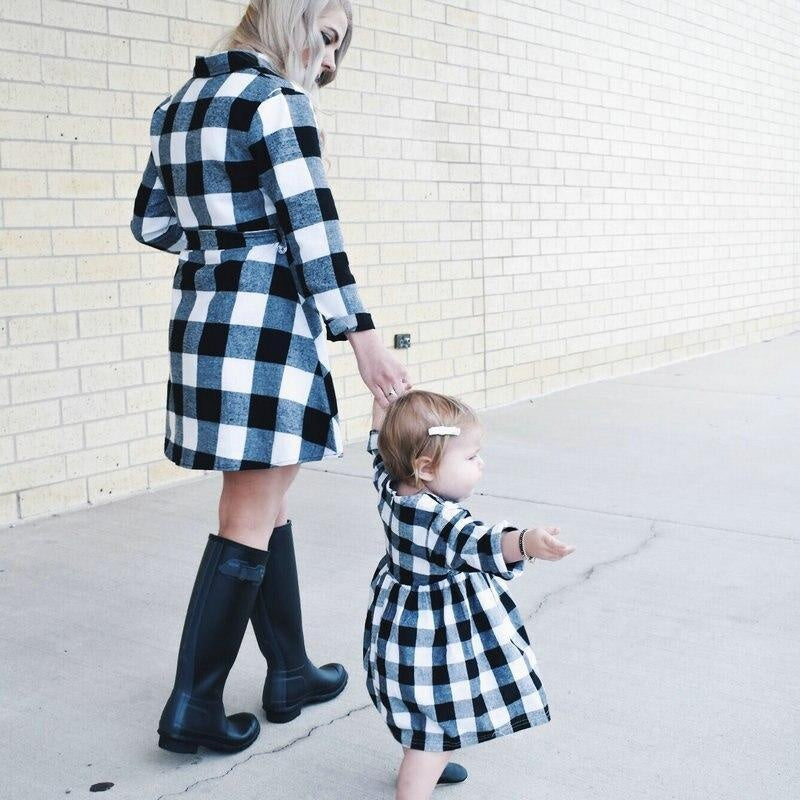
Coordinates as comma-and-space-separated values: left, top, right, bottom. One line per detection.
130, 0, 413, 756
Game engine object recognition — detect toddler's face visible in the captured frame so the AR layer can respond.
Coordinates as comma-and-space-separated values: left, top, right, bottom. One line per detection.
425, 424, 484, 502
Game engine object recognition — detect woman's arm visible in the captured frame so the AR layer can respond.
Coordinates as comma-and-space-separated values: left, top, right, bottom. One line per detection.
249, 85, 410, 404
249, 86, 373, 341
130, 151, 187, 254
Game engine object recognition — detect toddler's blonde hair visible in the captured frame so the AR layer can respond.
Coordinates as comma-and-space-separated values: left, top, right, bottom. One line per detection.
378, 390, 480, 488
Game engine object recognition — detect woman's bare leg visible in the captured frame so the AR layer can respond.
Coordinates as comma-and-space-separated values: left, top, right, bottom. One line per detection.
396, 747, 452, 800
218, 464, 300, 550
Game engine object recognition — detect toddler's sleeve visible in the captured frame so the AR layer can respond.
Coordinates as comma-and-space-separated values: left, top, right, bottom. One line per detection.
130, 151, 187, 254
367, 429, 390, 495
249, 86, 375, 342
430, 502, 525, 580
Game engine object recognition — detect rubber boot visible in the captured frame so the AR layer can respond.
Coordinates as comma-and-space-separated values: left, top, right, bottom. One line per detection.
250, 521, 348, 723
157, 534, 270, 753
437, 762, 468, 785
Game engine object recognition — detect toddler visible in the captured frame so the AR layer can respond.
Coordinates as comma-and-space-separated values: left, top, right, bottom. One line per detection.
363, 390, 575, 800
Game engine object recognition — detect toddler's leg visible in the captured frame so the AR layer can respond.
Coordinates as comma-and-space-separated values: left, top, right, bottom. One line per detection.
396, 747, 452, 800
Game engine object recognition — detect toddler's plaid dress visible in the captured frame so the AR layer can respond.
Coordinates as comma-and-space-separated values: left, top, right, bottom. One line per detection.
362, 431, 551, 751
131, 50, 373, 470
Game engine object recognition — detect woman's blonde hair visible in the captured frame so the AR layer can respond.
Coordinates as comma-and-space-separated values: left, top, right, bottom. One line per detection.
378, 390, 481, 488
220, 0, 354, 157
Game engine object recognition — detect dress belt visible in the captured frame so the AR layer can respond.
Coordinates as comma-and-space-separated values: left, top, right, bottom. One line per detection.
183, 228, 286, 252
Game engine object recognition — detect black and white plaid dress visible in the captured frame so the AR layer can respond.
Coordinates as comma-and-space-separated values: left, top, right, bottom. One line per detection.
130, 50, 374, 470
362, 431, 550, 752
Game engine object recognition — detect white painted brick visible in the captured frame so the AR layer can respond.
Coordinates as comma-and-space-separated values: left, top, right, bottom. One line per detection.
66, 31, 130, 63
2, 141, 71, 170
0, 400, 60, 437
7, 257, 74, 286
80, 361, 142, 393
0, 21, 63, 55
88, 464, 149, 505
69, 87, 132, 118
0, 286, 53, 317
0, 492, 19, 525
41, 56, 108, 88
7, 317, 73, 351
52, 227, 118, 257
19, 478, 87, 519
0, 109, 45, 140
48, 172, 114, 199
58, 336, 122, 368
0, 455, 66, 494
0, 342, 57, 376
0, 171, 48, 200
16, 423, 83, 460
66, 442, 128, 479
5, 200, 73, 228
74, 309, 137, 341
61, 390, 126, 425
147, 460, 197, 489
129, 434, 164, 466
109, 9, 168, 40
54, 282, 118, 312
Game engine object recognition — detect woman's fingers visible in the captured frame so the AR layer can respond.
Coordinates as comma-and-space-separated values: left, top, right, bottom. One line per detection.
372, 386, 390, 409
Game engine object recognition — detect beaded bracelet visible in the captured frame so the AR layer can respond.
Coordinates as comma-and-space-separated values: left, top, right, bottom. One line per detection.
518, 528, 536, 562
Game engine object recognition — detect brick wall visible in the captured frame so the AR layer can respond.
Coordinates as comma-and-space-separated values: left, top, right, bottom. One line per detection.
1, 0, 798, 525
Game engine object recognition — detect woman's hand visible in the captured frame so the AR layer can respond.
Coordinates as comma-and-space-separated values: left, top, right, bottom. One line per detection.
522, 526, 575, 560
347, 329, 412, 408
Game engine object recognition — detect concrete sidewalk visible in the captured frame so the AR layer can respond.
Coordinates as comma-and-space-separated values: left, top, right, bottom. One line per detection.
2, 334, 798, 800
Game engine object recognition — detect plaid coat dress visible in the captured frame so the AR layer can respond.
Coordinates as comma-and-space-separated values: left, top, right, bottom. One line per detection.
362, 431, 550, 751
131, 50, 374, 470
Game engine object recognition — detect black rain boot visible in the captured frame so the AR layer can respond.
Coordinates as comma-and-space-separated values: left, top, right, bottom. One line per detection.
437, 762, 468, 785
250, 520, 348, 723
158, 534, 270, 754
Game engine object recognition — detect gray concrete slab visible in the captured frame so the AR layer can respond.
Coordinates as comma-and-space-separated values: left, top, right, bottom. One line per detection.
1, 333, 799, 800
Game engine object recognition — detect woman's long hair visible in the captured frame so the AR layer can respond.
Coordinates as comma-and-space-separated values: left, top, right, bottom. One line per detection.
220, 0, 354, 156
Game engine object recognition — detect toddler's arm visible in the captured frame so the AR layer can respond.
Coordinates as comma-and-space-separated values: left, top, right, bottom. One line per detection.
501, 525, 575, 563
432, 504, 575, 578
367, 399, 390, 495
431, 503, 525, 579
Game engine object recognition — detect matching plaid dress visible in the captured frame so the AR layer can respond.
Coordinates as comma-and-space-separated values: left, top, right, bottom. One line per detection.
131, 50, 374, 470
362, 430, 551, 752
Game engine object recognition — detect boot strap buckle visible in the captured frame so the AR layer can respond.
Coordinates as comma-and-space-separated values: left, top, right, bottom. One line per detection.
219, 559, 265, 583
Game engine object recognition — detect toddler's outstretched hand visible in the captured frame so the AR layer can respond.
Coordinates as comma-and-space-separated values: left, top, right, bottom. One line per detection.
524, 526, 575, 560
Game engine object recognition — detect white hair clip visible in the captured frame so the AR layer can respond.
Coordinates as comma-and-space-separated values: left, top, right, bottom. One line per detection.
428, 426, 461, 437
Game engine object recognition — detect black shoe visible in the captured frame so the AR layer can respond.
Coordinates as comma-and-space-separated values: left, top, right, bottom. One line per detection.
438, 762, 468, 785
250, 520, 348, 723
157, 534, 270, 754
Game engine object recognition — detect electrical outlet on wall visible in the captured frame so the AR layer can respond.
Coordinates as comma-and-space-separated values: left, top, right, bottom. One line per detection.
394, 333, 411, 349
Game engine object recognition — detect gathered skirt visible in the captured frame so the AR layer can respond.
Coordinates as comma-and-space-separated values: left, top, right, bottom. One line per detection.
363, 556, 551, 751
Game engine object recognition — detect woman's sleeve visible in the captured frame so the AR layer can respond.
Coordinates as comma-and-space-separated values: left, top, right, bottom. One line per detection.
249, 86, 375, 341
367, 429, 390, 494
430, 502, 525, 580
130, 151, 187, 254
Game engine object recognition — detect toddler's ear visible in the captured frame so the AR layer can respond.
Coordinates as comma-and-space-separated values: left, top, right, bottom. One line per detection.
414, 455, 435, 482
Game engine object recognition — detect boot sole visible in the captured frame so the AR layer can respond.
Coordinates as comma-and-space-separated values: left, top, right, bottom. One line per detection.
264, 672, 349, 724
158, 724, 260, 755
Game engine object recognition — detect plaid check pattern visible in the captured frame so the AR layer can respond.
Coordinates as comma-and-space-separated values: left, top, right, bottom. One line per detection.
362, 430, 551, 751
130, 50, 374, 470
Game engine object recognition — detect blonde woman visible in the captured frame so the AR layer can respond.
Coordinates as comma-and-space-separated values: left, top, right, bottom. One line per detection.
130, 0, 417, 760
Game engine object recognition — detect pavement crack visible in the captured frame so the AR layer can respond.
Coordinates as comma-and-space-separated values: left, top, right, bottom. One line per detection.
155, 703, 371, 800
314, 469, 789, 541
526, 519, 660, 620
